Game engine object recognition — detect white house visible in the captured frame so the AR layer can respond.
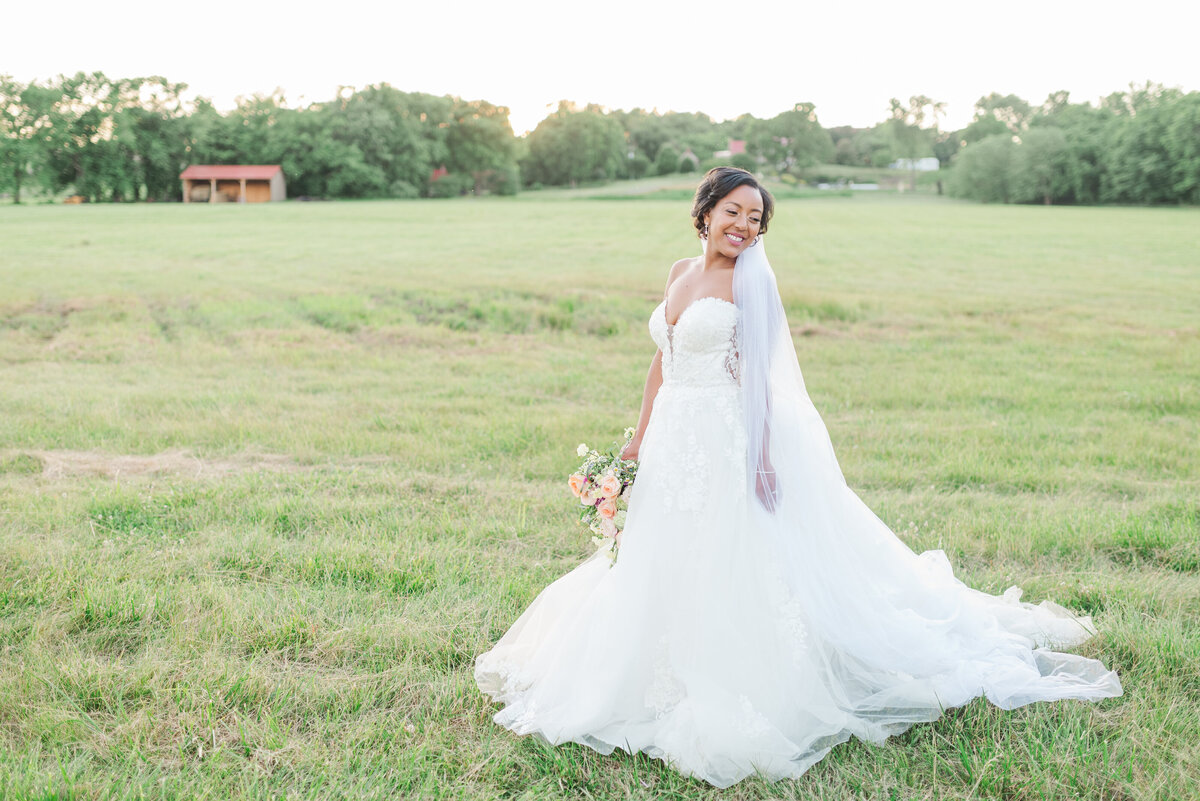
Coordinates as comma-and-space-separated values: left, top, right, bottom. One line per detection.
888, 157, 940, 172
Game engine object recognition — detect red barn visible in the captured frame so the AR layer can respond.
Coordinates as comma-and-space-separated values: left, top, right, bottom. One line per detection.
180, 165, 286, 203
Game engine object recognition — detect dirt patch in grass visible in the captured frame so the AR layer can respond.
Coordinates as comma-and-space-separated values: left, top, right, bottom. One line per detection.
4, 449, 301, 479
792, 323, 839, 338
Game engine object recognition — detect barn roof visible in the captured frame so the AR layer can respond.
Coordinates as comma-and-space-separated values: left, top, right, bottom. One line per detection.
180, 165, 283, 180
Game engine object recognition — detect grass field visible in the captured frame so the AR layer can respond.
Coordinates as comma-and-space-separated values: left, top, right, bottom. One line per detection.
0, 196, 1197, 800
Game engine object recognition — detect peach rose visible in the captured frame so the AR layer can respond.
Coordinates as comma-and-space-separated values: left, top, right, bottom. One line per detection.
580, 484, 599, 505
598, 498, 617, 519
600, 517, 618, 538
568, 473, 586, 497
599, 474, 621, 499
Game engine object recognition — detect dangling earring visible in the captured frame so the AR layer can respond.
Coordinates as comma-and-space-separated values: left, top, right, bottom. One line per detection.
702, 223, 709, 239
752, 235, 761, 246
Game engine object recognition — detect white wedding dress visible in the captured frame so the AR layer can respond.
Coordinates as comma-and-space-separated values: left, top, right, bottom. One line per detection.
475, 296, 1122, 788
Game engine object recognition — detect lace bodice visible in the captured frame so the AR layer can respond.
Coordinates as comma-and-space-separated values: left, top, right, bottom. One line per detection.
649, 297, 741, 389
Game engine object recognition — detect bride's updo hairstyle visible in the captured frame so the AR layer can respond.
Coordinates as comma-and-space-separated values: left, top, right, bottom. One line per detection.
691, 166, 774, 238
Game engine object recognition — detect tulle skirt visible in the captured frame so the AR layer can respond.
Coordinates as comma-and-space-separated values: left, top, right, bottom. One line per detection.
475, 381, 1122, 788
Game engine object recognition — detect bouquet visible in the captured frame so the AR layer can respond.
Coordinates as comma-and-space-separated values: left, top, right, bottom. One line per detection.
569, 427, 639, 565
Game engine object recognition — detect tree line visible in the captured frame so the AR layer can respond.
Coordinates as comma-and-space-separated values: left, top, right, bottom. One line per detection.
0, 74, 519, 203
945, 86, 1200, 204
1, 73, 1196, 205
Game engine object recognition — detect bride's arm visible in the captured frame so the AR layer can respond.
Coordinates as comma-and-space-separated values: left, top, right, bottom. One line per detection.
622, 258, 692, 462
622, 350, 663, 461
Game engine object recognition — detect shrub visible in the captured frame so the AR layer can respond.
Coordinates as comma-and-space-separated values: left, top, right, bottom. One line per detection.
492, 165, 521, 196
388, 180, 420, 199
427, 173, 473, 199
627, 153, 651, 179
655, 146, 679, 176
949, 134, 1015, 203
1011, 127, 1069, 205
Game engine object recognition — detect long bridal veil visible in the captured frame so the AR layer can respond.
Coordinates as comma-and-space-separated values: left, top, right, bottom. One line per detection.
733, 236, 1121, 720
475, 236, 1121, 788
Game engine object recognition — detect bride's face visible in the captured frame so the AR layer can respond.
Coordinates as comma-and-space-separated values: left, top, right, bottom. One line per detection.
704, 184, 763, 260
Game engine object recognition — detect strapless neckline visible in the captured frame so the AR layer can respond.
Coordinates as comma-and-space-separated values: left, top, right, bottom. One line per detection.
658, 296, 737, 328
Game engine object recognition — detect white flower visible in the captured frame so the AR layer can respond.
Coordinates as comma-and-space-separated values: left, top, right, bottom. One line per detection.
577, 443, 588, 457
624, 427, 636, 440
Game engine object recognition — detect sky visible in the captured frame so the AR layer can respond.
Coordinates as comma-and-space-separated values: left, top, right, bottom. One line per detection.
6, 0, 1198, 135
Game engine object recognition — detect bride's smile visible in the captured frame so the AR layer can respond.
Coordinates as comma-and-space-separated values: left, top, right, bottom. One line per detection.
704, 183, 762, 263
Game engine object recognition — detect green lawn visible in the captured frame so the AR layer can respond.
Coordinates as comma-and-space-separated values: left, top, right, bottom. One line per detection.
0, 197, 1197, 799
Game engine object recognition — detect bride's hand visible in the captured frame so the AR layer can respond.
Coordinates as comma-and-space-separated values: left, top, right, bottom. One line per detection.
621, 438, 641, 462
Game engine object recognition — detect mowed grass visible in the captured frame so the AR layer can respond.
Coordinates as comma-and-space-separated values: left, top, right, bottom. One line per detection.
0, 196, 1197, 800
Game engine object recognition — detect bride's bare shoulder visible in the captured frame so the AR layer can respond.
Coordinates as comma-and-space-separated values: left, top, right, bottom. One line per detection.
665, 256, 699, 292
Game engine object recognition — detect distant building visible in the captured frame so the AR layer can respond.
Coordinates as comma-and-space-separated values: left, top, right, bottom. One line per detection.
713, 139, 747, 160
888, 157, 940, 172
180, 165, 286, 203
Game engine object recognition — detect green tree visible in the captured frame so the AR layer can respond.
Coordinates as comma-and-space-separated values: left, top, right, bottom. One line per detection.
828, 125, 864, 166
1011, 127, 1069, 204
1100, 84, 1195, 204
612, 108, 668, 162
932, 130, 960, 168
715, 114, 760, 147
974, 92, 1032, 132
111, 77, 190, 200
948, 134, 1014, 202
333, 86, 433, 196
960, 93, 1031, 146
184, 97, 240, 165
858, 125, 897, 167
41, 71, 150, 201
657, 111, 722, 160
610, 108, 724, 172
730, 153, 758, 173
0, 77, 55, 202
1029, 92, 1112, 204
445, 98, 518, 194
655, 144, 679, 176
627, 152, 651, 179
887, 95, 944, 188
275, 104, 381, 198
521, 102, 624, 187
747, 103, 834, 176
1164, 92, 1200, 204
960, 115, 1009, 145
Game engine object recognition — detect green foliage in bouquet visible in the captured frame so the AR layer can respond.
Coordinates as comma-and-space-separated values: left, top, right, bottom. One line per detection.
568, 428, 639, 564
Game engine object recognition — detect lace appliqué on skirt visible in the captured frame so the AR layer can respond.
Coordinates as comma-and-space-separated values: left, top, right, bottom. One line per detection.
645, 636, 686, 719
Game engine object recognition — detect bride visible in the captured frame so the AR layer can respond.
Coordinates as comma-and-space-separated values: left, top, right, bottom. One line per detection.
474, 167, 1122, 788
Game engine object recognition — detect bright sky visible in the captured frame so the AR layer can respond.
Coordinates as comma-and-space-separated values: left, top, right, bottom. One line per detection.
7, 0, 1197, 135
